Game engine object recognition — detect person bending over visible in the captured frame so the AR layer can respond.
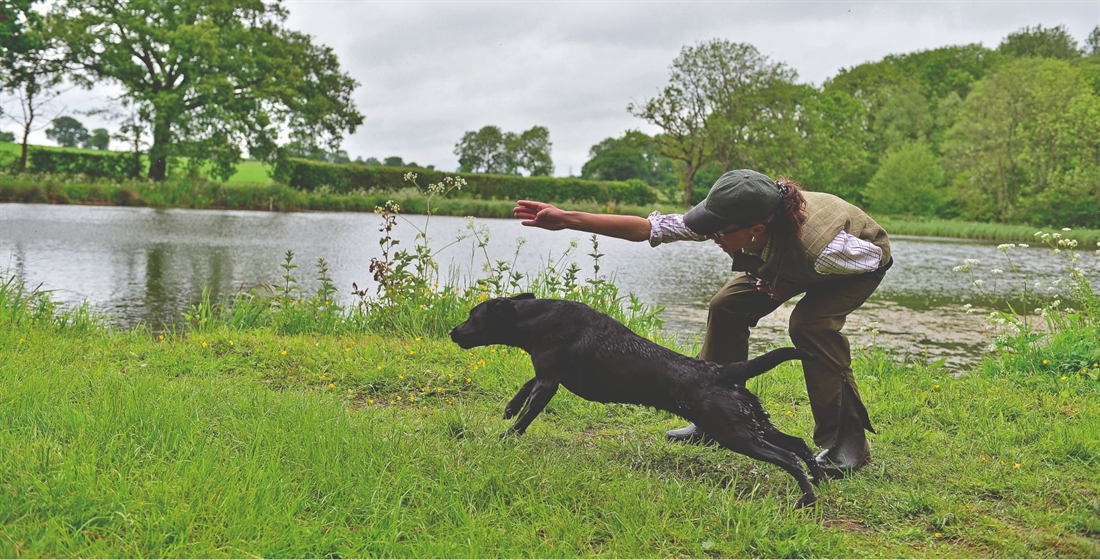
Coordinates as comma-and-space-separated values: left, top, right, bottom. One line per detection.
513, 169, 892, 478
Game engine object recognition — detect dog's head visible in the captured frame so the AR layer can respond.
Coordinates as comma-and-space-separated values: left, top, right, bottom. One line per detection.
449, 293, 536, 349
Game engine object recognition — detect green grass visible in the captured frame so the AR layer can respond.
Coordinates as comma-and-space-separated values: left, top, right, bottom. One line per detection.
1, 234, 1099, 558
0, 141, 270, 184
1, 314, 1098, 557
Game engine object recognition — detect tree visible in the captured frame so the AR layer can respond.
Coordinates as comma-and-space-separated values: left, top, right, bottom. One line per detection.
630, 39, 799, 205
507, 125, 553, 176
455, 125, 507, 174
1087, 25, 1100, 56
998, 24, 1082, 60
0, 131, 15, 142
1, 0, 65, 171
454, 125, 553, 176
383, 156, 404, 167
944, 58, 1095, 223
83, 127, 110, 150
582, 130, 677, 188
45, 115, 88, 147
52, 0, 364, 181
792, 89, 873, 202
862, 141, 948, 216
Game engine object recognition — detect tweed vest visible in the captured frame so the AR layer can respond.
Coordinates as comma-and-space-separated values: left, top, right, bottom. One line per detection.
729, 191, 891, 286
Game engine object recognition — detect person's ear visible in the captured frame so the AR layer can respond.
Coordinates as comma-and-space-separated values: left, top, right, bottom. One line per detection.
750, 223, 768, 238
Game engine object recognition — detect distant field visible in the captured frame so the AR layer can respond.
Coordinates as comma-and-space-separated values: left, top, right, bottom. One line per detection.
0, 141, 272, 184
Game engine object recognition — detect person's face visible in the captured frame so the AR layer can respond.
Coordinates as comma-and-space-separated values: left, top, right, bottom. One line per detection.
706, 223, 761, 253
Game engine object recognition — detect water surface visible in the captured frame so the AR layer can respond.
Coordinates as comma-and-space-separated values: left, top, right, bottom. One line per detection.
3, 203, 1095, 366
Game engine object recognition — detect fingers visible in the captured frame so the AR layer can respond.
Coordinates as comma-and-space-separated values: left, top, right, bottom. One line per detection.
513, 200, 546, 220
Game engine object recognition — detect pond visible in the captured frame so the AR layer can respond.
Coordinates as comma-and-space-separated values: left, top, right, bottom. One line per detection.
3, 203, 1096, 367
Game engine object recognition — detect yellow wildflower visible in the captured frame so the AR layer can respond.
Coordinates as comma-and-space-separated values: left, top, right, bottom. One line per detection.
328, 383, 335, 389
1013, 463, 1020, 469
281, 350, 288, 356
228, 340, 234, 346
201, 341, 207, 348
1043, 359, 1049, 365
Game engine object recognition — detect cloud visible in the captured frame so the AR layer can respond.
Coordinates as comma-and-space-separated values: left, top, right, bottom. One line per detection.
6, 1, 1097, 177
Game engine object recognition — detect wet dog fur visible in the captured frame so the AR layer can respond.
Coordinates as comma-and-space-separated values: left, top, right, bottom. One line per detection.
449, 293, 827, 507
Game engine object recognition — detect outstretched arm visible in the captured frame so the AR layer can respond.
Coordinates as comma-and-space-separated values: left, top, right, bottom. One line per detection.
513, 200, 651, 242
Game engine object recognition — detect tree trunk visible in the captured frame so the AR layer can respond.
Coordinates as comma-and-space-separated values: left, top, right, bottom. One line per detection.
681, 164, 698, 207
19, 121, 32, 173
148, 117, 171, 181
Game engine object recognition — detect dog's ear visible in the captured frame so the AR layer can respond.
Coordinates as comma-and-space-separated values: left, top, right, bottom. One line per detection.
487, 298, 519, 320
510, 293, 536, 301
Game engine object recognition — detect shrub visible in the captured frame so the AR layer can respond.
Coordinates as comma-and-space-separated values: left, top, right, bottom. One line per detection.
271, 158, 656, 205
27, 148, 140, 179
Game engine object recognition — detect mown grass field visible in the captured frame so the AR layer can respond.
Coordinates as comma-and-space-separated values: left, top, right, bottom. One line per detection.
0, 141, 270, 184
1, 251, 1098, 557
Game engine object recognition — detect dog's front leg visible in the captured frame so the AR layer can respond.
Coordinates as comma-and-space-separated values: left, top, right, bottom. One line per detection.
502, 379, 559, 438
504, 377, 537, 419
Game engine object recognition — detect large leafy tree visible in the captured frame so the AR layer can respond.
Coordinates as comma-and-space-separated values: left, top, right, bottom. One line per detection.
52, 0, 364, 181
2, 0, 65, 171
998, 24, 1082, 60
944, 58, 1098, 225
630, 40, 800, 206
45, 115, 89, 147
454, 125, 553, 176
84, 127, 110, 150
581, 130, 674, 185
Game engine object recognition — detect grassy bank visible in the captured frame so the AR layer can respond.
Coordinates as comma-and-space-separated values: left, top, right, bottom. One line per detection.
1, 225, 1099, 557
3, 168, 1100, 247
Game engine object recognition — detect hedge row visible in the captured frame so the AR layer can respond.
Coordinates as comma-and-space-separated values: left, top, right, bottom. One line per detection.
26, 148, 141, 179
272, 157, 657, 205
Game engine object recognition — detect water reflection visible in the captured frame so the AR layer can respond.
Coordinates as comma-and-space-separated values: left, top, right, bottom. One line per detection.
2, 203, 1096, 367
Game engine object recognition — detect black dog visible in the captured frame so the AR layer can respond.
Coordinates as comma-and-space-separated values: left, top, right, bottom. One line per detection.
450, 293, 828, 507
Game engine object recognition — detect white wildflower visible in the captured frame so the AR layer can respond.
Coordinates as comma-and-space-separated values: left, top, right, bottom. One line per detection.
1018, 243, 1029, 248
991, 269, 1003, 274
973, 279, 984, 286
1062, 227, 1071, 231
997, 243, 1015, 251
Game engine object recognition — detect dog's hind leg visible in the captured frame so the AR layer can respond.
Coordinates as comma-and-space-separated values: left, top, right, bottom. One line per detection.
503, 379, 559, 437
761, 426, 828, 485
709, 429, 818, 508
504, 378, 537, 419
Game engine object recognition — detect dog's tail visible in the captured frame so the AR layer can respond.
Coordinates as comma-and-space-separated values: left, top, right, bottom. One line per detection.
720, 347, 814, 385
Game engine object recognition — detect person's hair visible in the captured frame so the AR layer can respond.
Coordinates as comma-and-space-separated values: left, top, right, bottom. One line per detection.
766, 177, 807, 241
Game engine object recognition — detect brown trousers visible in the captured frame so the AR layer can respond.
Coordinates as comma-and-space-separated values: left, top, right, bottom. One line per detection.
698, 265, 888, 449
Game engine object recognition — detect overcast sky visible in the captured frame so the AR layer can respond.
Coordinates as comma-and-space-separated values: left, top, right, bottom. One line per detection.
4, 1, 1098, 177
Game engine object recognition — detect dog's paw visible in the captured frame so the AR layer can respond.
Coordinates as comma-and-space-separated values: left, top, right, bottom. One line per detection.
795, 493, 817, 509
503, 405, 519, 419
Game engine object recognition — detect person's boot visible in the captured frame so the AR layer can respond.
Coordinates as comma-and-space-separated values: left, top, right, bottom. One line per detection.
814, 428, 870, 480
665, 423, 717, 445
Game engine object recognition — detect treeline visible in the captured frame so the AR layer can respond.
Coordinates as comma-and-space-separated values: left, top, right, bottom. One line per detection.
597, 25, 1100, 228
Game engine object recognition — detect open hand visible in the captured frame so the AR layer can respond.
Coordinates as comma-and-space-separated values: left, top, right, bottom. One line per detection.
514, 200, 569, 231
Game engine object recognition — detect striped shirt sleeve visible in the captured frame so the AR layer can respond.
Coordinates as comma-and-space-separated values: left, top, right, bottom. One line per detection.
647, 212, 707, 247
814, 231, 883, 274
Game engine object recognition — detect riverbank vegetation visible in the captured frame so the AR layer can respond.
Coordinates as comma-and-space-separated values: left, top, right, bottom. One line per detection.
3, 165, 1100, 248
2, 206, 1098, 557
